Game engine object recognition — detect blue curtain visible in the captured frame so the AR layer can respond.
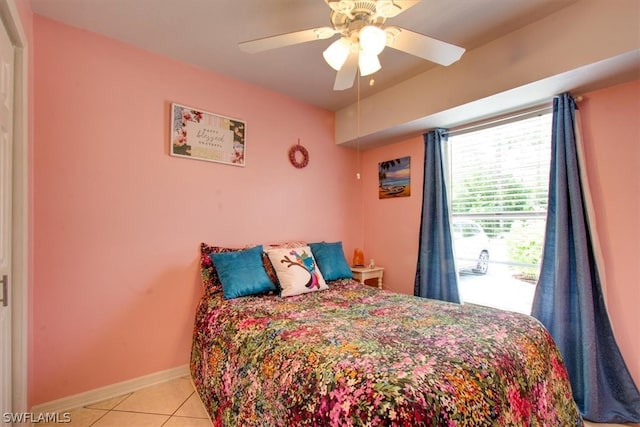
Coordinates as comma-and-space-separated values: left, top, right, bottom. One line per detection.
414, 128, 460, 303
532, 93, 640, 422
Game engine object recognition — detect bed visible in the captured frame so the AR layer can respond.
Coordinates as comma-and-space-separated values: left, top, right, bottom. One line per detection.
191, 242, 583, 426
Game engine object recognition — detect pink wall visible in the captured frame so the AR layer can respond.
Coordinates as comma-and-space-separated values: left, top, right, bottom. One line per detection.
362, 80, 640, 386
360, 137, 424, 294
32, 16, 360, 405
579, 80, 640, 385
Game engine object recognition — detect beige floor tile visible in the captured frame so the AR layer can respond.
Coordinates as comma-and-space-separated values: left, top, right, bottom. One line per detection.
174, 392, 209, 418
85, 393, 132, 410
34, 407, 107, 426
92, 411, 169, 427
163, 417, 213, 427
113, 378, 194, 415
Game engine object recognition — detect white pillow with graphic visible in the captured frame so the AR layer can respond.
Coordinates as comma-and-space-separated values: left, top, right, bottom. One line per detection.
265, 246, 328, 297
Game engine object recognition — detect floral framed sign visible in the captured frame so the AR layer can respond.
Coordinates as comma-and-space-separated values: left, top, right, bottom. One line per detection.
170, 103, 246, 166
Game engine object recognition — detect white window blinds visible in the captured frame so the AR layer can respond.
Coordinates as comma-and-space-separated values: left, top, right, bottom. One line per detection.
448, 112, 552, 279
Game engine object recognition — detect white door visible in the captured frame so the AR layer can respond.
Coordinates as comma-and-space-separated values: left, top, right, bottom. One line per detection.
0, 13, 14, 422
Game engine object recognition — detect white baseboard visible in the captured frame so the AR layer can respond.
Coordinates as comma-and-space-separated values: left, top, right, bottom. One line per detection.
30, 364, 190, 414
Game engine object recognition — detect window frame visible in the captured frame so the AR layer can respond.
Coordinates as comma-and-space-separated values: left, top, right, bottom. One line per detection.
442, 105, 553, 313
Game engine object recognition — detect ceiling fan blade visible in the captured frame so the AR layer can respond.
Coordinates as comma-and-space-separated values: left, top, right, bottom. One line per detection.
376, 0, 420, 18
333, 49, 358, 91
239, 27, 337, 53
385, 26, 465, 66
393, 0, 421, 11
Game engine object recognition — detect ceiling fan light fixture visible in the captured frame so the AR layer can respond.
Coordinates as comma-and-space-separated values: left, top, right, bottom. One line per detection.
323, 37, 352, 71
359, 25, 386, 55
358, 50, 381, 76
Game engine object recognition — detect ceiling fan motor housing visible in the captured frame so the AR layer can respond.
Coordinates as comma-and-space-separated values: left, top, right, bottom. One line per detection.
329, 0, 387, 38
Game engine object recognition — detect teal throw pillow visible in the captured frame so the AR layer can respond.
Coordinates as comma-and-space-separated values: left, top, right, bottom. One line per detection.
309, 241, 353, 281
210, 245, 276, 299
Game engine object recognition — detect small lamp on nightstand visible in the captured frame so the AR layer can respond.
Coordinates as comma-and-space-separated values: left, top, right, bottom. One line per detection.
352, 248, 365, 267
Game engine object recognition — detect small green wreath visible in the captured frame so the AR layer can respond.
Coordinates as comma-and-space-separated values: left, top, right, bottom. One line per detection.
289, 144, 309, 169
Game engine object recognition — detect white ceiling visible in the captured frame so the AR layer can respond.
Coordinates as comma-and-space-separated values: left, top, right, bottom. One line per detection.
30, 0, 580, 112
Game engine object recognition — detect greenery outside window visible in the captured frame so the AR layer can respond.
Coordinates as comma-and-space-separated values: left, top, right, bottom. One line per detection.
446, 111, 552, 313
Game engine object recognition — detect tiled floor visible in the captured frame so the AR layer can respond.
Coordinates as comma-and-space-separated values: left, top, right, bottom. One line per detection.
37, 377, 210, 427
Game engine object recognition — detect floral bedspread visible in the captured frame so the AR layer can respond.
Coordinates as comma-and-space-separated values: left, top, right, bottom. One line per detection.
190, 279, 582, 426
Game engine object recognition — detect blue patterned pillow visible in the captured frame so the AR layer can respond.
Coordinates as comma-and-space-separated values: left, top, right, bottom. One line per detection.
309, 241, 353, 281
210, 245, 276, 299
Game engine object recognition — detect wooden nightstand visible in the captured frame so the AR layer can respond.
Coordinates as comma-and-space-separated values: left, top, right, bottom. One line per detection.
350, 266, 384, 289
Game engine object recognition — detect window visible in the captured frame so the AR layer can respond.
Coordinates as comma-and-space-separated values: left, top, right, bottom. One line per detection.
447, 111, 552, 314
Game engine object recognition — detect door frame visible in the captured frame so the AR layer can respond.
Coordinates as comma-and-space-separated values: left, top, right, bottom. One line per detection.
0, 0, 28, 414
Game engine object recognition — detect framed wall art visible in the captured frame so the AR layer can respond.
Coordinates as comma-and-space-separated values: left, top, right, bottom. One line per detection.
379, 156, 411, 199
170, 102, 246, 166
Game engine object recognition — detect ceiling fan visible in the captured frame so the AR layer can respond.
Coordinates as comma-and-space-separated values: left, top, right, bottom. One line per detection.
238, 0, 465, 91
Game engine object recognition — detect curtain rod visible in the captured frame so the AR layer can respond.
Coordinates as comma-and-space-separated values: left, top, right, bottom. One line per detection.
445, 104, 551, 137
444, 95, 583, 138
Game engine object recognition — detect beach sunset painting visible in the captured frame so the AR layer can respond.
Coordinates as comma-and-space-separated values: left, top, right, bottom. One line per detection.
379, 156, 411, 199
